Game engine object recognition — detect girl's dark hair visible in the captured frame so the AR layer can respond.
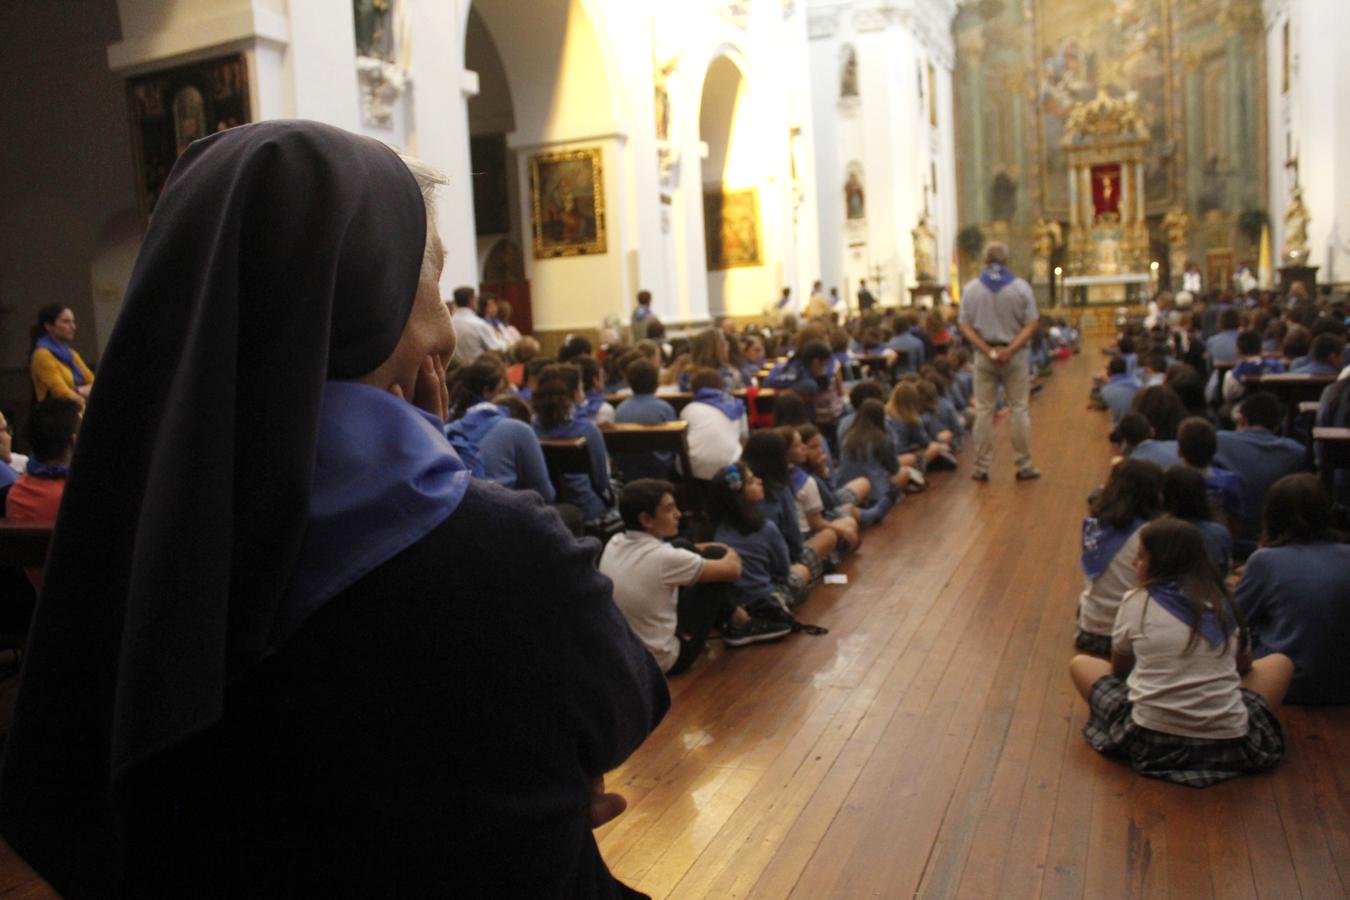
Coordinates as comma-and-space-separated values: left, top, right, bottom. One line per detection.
575, 355, 603, 392
1130, 385, 1187, 440
797, 424, 820, 444
532, 364, 578, 429
1091, 458, 1163, 528
449, 359, 506, 420
741, 430, 789, 488
1161, 465, 1212, 521
626, 359, 659, 395
706, 463, 765, 535
841, 398, 888, 460
772, 390, 810, 426
1138, 517, 1239, 654
30, 303, 67, 347
492, 393, 532, 423
1263, 473, 1338, 547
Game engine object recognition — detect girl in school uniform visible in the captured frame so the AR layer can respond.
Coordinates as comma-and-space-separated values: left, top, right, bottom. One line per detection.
885, 381, 953, 474
708, 462, 815, 614
798, 424, 874, 526
740, 430, 836, 595
532, 364, 617, 531
1069, 517, 1292, 787
836, 399, 910, 523
778, 425, 859, 554
1075, 458, 1163, 656
1161, 465, 1232, 577
575, 355, 616, 425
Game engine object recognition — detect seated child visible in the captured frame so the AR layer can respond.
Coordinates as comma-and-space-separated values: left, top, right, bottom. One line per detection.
708, 463, 813, 637
886, 381, 953, 474
836, 399, 907, 523
836, 380, 886, 444
1289, 332, 1344, 376
575, 355, 616, 425
531, 364, 615, 528
1161, 465, 1232, 576
778, 425, 859, 553
613, 359, 678, 481
1117, 412, 1180, 468
1069, 517, 1291, 787
1176, 416, 1242, 530
1222, 330, 1285, 403
798, 424, 874, 525
741, 430, 837, 599
918, 377, 964, 452
6, 398, 81, 587
680, 366, 748, 480
1214, 393, 1306, 544
1100, 357, 1140, 425
1235, 474, 1350, 704
740, 334, 767, 385
764, 340, 833, 421
1075, 458, 1163, 656
599, 479, 754, 673
445, 398, 555, 503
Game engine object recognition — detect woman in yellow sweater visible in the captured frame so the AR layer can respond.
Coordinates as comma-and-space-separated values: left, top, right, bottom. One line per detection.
30, 304, 94, 407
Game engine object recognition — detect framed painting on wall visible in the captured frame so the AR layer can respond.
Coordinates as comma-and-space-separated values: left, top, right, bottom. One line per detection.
529, 147, 607, 258
704, 187, 761, 270
126, 53, 251, 215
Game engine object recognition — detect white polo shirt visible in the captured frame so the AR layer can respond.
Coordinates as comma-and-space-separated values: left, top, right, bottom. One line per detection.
680, 401, 747, 480
598, 530, 705, 673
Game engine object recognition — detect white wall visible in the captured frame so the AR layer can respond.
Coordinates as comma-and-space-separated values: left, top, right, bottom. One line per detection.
1264, 0, 1350, 284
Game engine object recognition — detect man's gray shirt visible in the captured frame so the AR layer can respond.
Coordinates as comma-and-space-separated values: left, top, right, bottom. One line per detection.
958, 276, 1038, 345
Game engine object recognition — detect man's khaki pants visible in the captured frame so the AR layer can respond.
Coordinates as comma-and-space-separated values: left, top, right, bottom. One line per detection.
972, 347, 1033, 474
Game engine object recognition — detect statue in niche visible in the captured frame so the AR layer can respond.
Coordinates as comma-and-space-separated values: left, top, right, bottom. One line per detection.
172, 86, 208, 156
354, 0, 395, 62
1282, 186, 1310, 263
1031, 217, 1062, 284
654, 82, 671, 143
840, 46, 859, 99
989, 171, 1018, 223
912, 213, 937, 283
844, 167, 865, 220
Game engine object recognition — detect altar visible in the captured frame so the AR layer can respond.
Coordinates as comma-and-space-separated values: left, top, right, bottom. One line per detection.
1062, 272, 1149, 306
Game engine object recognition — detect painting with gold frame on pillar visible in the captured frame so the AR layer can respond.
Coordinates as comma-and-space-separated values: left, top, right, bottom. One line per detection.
704, 187, 762, 270
529, 147, 607, 259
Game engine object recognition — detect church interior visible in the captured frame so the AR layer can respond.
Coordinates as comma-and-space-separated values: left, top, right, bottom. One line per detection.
2, 0, 1350, 896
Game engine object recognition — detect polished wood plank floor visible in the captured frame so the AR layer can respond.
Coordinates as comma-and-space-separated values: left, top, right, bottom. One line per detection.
2, 342, 1348, 897
597, 343, 1350, 899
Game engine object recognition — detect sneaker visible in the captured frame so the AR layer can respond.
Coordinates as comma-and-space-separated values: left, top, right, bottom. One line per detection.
723, 617, 793, 647
1016, 466, 1041, 481
971, 470, 989, 482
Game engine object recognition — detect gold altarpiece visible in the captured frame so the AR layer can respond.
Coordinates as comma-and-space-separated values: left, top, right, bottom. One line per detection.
1061, 91, 1152, 304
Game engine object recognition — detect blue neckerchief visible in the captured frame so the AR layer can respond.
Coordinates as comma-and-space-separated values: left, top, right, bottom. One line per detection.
518, 387, 532, 403
540, 414, 586, 439
275, 381, 470, 650
741, 361, 760, 385
788, 465, 810, 494
36, 335, 84, 386
1080, 516, 1143, 579
634, 306, 652, 322
25, 460, 69, 479
1148, 580, 1228, 649
777, 294, 792, 309
692, 387, 745, 422
582, 391, 607, 420
444, 402, 508, 477
979, 263, 1016, 294
677, 370, 691, 392
829, 293, 841, 306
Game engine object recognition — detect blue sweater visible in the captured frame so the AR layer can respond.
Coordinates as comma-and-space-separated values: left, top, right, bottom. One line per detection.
1236, 542, 1350, 704
714, 519, 791, 604
887, 416, 931, 453
534, 417, 612, 521
613, 393, 677, 481
1128, 439, 1181, 468
1100, 374, 1139, 424
478, 418, 556, 503
1214, 429, 1305, 538
757, 485, 804, 562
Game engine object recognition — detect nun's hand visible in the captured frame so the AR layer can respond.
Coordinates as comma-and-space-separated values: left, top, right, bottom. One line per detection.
391, 354, 449, 422
588, 775, 627, 828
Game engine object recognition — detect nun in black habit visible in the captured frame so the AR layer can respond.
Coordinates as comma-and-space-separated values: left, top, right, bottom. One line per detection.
0, 120, 668, 898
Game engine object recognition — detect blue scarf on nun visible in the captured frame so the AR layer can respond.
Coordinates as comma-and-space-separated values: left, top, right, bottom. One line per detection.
979, 263, 1017, 294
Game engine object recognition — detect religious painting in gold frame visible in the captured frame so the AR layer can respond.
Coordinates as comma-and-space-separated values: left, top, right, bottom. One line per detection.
529, 147, 607, 258
704, 187, 762, 270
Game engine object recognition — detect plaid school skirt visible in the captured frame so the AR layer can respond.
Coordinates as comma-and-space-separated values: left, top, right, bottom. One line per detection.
1084, 675, 1285, 788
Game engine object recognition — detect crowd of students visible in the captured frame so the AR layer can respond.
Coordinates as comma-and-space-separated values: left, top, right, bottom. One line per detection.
1071, 286, 1350, 786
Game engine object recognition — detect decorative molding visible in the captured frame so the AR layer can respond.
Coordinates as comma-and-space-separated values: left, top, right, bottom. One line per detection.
807, 7, 840, 40
355, 55, 408, 128
716, 1, 751, 30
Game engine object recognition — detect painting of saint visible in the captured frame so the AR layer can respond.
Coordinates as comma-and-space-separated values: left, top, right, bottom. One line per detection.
704, 188, 761, 270
844, 166, 865, 220
530, 148, 607, 258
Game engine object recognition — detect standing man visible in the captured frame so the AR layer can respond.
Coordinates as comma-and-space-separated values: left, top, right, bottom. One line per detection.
857, 279, 876, 313
806, 280, 829, 319
631, 289, 656, 341
957, 242, 1040, 482
448, 286, 505, 365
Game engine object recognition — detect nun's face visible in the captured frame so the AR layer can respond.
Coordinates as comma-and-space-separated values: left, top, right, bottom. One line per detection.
365, 230, 455, 414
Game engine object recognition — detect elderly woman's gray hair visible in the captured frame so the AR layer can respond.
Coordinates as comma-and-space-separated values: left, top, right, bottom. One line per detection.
399, 153, 448, 286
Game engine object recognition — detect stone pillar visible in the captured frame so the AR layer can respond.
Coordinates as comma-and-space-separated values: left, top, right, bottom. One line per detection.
1068, 163, 1078, 226
1120, 163, 1132, 223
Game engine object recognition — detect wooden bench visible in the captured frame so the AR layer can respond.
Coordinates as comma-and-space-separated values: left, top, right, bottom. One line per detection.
1313, 427, 1350, 492
538, 436, 590, 500
1239, 373, 1336, 435
0, 520, 53, 570
600, 421, 692, 480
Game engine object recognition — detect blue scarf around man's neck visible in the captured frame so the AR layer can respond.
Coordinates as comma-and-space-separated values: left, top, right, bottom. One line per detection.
36, 334, 84, 386
979, 263, 1017, 294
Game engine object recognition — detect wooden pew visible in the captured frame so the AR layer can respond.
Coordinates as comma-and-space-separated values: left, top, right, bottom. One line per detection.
0, 520, 53, 570
538, 436, 590, 500
1239, 373, 1335, 435
1313, 427, 1350, 492
599, 421, 692, 482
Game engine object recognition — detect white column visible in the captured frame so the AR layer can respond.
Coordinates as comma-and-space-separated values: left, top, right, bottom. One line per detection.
1068, 163, 1078, 226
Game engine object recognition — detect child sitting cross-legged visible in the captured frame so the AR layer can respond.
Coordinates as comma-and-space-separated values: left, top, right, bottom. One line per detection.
599, 479, 783, 671
739, 431, 836, 603
836, 398, 908, 523
1075, 458, 1163, 656
777, 425, 860, 554
1069, 517, 1292, 787
798, 424, 878, 527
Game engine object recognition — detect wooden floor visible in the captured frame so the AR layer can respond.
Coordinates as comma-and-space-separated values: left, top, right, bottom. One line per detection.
595, 344, 1350, 899
2, 343, 1348, 897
